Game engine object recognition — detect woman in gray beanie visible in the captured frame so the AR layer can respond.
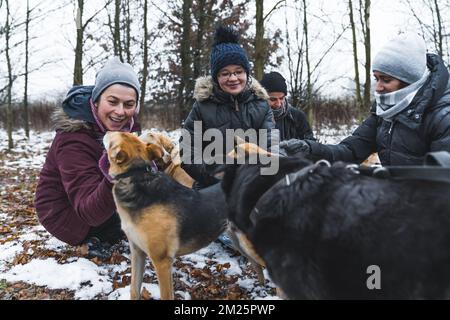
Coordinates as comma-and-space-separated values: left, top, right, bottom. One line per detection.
280, 33, 450, 166
35, 57, 141, 259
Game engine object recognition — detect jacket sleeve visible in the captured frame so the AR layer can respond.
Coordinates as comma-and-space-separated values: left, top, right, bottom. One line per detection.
56, 136, 116, 227
294, 109, 315, 140
180, 102, 219, 186
428, 107, 450, 153
259, 102, 278, 152
308, 114, 378, 163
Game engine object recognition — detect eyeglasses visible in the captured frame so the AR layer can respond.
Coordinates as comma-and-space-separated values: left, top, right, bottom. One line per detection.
218, 69, 246, 80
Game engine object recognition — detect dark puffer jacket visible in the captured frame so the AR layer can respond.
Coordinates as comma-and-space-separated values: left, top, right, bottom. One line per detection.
34, 86, 140, 245
276, 102, 315, 141
307, 54, 450, 165
181, 76, 275, 187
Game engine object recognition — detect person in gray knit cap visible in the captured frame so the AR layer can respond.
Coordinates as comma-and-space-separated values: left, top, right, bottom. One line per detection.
35, 57, 141, 259
260, 71, 314, 142
280, 32, 450, 166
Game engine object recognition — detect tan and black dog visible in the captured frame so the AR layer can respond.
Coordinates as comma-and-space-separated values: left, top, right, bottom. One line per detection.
139, 131, 194, 188
104, 131, 227, 300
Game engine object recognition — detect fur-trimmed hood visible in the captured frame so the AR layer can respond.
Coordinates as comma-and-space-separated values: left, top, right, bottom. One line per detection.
193, 76, 269, 102
52, 108, 91, 132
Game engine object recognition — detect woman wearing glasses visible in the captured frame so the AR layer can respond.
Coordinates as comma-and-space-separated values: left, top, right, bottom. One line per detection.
180, 25, 276, 189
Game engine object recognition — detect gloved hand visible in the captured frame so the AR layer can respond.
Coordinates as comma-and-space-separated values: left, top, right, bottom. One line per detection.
98, 150, 114, 183
279, 139, 311, 156
277, 145, 288, 157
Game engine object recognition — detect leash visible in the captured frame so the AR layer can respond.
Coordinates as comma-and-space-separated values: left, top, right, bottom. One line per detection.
114, 160, 159, 180
348, 165, 450, 184
348, 151, 450, 184
251, 152, 450, 219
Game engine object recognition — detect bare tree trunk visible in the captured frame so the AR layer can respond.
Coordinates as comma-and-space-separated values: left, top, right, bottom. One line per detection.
123, 0, 131, 63
140, 0, 149, 122
254, 0, 284, 80
348, 0, 362, 111
285, 2, 304, 109
302, 0, 313, 126
433, 0, 443, 56
193, 0, 205, 80
5, 0, 13, 149
113, 0, 123, 60
73, 0, 111, 86
362, 0, 371, 112
179, 0, 193, 118
193, 0, 214, 80
73, 0, 84, 85
254, 0, 264, 80
24, 0, 30, 139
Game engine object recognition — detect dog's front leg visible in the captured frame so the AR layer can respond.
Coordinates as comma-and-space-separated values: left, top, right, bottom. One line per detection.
129, 241, 146, 300
151, 256, 175, 300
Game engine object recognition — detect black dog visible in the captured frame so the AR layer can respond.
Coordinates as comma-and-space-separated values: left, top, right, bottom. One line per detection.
221, 156, 450, 299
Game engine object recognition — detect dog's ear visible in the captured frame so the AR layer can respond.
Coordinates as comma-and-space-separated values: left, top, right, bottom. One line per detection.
158, 134, 175, 153
146, 143, 164, 160
112, 148, 128, 165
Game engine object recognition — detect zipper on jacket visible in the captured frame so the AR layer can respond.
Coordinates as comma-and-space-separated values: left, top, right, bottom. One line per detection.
388, 121, 394, 135
387, 121, 394, 164
234, 98, 239, 112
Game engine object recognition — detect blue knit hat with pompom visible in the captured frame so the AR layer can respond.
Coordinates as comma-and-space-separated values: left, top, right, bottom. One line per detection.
210, 25, 250, 80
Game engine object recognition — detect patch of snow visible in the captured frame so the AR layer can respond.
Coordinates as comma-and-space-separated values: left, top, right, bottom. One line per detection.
0, 242, 23, 271
1, 258, 112, 299
19, 232, 45, 242
44, 237, 69, 250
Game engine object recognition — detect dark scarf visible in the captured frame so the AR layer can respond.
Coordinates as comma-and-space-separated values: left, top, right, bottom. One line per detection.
272, 99, 288, 121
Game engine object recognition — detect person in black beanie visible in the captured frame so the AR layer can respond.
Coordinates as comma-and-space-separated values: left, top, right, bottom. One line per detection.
180, 25, 276, 188
260, 71, 314, 141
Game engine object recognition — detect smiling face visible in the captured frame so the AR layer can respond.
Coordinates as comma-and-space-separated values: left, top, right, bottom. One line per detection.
373, 71, 408, 94
268, 92, 286, 110
217, 65, 247, 96
95, 84, 137, 131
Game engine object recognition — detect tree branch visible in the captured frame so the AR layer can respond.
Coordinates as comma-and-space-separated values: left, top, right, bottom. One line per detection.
263, 0, 285, 22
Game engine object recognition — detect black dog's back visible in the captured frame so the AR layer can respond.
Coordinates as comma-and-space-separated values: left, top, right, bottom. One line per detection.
223, 157, 450, 299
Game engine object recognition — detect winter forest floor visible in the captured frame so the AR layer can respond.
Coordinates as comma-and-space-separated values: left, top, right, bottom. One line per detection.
0, 126, 354, 300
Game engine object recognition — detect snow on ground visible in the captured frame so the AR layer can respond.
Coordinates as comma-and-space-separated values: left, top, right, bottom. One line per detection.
0, 126, 352, 300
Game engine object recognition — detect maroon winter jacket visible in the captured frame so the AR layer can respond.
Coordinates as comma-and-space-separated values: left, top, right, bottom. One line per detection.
34, 109, 140, 245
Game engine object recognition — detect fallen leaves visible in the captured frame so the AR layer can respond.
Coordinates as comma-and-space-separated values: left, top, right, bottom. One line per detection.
0, 225, 12, 234
0, 137, 274, 300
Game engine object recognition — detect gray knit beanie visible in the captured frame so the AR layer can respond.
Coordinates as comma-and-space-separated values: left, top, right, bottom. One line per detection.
372, 33, 427, 84
92, 57, 140, 102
